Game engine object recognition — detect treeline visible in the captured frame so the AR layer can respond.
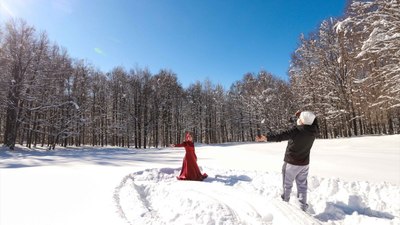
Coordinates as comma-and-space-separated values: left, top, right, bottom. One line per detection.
290, 0, 399, 138
0, 0, 399, 149
0, 19, 294, 149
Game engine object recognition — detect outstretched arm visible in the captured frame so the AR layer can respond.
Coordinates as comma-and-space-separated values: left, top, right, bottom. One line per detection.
267, 127, 298, 142
255, 135, 267, 142
170, 142, 186, 147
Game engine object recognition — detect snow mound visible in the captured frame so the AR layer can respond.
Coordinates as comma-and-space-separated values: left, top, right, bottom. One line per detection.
114, 168, 399, 225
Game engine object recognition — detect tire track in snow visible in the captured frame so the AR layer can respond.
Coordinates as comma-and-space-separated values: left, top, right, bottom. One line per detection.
269, 199, 322, 225
190, 185, 274, 225
114, 168, 272, 224
113, 174, 158, 225
113, 171, 169, 225
115, 172, 246, 224
114, 168, 325, 225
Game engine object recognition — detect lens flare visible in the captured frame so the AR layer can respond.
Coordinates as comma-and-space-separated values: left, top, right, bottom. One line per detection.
0, 0, 15, 18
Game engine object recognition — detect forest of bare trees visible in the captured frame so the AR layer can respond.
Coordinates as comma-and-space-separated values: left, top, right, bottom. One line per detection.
0, 0, 398, 149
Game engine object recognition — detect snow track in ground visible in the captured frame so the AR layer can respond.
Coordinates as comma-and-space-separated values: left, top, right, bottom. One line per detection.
114, 168, 274, 225
114, 167, 399, 225
269, 199, 322, 225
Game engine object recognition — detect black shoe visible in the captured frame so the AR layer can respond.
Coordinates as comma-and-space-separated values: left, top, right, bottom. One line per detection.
281, 194, 289, 202
301, 203, 309, 212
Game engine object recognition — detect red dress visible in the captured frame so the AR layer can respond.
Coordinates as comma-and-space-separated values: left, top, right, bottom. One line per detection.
175, 141, 208, 181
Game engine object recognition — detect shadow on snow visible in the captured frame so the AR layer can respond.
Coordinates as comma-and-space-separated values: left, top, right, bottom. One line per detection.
315, 195, 394, 221
0, 146, 182, 169
205, 174, 253, 186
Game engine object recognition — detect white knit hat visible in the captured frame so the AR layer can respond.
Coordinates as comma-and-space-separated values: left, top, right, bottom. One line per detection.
299, 111, 316, 125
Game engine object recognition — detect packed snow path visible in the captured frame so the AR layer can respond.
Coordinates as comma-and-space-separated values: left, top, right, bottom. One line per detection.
114, 168, 398, 225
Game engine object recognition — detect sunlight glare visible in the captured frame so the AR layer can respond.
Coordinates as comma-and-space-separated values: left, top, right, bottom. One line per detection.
0, 0, 15, 18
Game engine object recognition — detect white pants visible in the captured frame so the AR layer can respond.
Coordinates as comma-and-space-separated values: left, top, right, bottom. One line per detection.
282, 162, 309, 206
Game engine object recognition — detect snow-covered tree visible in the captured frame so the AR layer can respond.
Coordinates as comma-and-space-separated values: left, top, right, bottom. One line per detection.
341, 0, 400, 133
227, 71, 294, 142
87, 70, 109, 146
2, 19, 39, 149
290, 0, 399, 137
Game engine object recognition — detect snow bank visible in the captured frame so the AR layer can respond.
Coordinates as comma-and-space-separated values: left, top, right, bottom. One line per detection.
114, 167, 399, 225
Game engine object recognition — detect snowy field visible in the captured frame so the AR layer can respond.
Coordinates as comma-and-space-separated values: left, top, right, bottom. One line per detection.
1, 135, 399, 225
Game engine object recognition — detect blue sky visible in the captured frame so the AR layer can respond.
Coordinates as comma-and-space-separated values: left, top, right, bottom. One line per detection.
0, 0, 346, 89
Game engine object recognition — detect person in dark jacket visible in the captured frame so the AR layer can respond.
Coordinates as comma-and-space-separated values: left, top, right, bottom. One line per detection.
256, 111, 319, 211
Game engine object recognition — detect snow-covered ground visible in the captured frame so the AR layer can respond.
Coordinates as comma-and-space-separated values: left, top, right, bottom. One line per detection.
1, 135, 399, 225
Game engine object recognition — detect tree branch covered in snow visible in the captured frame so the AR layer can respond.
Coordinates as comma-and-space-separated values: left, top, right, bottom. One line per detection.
289, 0, 399, 138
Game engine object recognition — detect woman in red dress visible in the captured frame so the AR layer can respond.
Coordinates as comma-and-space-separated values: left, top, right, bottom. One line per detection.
170, 132, 208, 181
